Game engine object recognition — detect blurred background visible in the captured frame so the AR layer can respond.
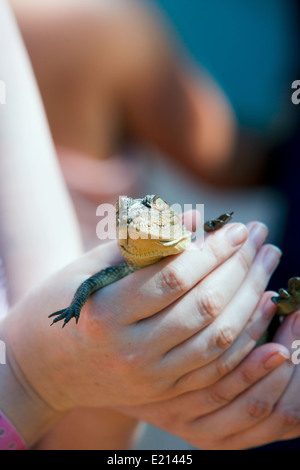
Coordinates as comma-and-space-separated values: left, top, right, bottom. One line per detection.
139, 1, 300, 451
9, 0, 300, 450
141, 0, 300, 291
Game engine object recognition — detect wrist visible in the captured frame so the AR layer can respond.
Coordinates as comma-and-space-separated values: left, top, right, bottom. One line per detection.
0, 317, 64, 448
1, 277, 81, 412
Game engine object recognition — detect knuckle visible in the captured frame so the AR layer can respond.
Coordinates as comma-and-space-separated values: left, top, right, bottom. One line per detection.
159, 264, 188, 295
277, 406, 300, 428
209, 388, 230, 407
240, 367, 258, 386
246, 398, 273, 419
215, 356, 234, 378
216, 324, 235, 350
197, 289, 223, 322
207, 238, 227, 266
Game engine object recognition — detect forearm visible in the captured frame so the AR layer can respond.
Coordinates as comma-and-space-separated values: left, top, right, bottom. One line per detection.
0, 0, 81, 306
33, 408, 142, 450
0, 318, 63, 449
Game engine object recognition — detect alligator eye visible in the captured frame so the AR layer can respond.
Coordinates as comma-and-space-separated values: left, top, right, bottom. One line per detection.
141, 196, 152, 208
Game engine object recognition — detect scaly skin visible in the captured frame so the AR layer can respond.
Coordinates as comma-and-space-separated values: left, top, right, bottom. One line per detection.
49, 195, 234, 327
49, 195, 192, 327
49, 263, 134, 326
258, 277, 300, 342
49, 196, 300, 328
271, 277, 300, 316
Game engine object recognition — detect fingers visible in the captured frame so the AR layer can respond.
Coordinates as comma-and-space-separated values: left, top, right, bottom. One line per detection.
212, 365, 296, 450
116, 341, 289, 437
173, 343, 289, 423
273, 362, 300, 442
172, 292, 280, 392
225, 368, 300, 449
216, 313, 300, 449
190, 360, 294, 449
137, 222, 268, 355
161, 242, 282, 377
97, 222, 248, 324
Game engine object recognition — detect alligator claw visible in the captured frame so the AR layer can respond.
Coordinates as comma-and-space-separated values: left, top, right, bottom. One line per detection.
271, 277, 300, 316
49, 307, 80, 327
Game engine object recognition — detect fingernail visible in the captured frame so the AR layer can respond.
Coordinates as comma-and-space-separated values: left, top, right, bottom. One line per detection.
263, 246, 282, 274
227, 224, 248, 246
249, 223, 268, 249
264, 349, 290, 369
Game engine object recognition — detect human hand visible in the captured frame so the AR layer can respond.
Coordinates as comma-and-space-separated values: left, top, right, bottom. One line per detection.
118, 298, 299, 450
115, 311, 289, 449
2, 219, 279, 415
196, 309, 300, 449
201, 309, 300, 449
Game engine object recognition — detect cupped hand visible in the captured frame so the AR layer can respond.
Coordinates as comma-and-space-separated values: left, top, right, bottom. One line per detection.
2, 220, 280, 414
205, 309, 300, 449
118, 300, 299, 450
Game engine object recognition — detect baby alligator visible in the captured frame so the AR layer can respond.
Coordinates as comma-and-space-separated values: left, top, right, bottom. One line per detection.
49, 195, 233, 327
49, 195, 300, 328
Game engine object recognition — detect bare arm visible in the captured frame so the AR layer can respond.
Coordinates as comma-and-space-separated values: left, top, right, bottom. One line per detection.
9, 0, 236, 178
0, 0, 82, 305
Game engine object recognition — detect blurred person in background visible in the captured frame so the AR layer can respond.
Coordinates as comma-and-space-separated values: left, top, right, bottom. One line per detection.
8, 0, 300, 450
9, 0, 236, 251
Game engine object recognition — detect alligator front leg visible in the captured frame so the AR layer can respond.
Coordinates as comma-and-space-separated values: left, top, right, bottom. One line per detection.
49, 263, 134, 327
271, 277, 300, 316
